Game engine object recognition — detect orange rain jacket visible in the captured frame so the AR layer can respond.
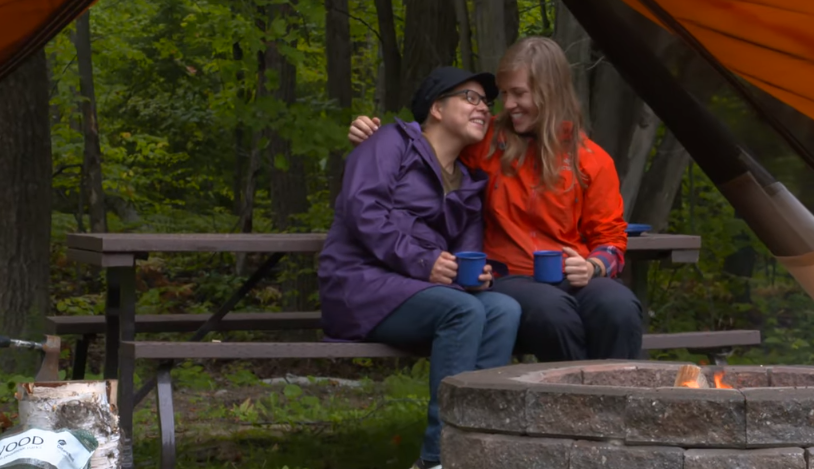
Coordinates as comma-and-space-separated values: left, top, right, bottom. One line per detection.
460, 117, 628, 278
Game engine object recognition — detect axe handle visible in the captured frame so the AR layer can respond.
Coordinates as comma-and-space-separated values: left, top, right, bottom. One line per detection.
0, 336, 44, 351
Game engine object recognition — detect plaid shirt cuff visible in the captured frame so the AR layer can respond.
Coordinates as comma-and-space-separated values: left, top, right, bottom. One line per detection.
588, 245, 625, 278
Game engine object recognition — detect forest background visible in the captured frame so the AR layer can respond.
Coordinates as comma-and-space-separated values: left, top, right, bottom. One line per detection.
1, 0, 814, 467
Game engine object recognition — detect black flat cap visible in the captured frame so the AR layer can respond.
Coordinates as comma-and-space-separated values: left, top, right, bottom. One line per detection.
410, 66, 498, 124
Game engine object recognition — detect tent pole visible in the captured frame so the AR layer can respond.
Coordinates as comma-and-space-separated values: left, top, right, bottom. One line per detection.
560, 0, 814, 263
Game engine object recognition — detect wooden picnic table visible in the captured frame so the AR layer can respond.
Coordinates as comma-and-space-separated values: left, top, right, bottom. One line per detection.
64, 231, 701, 462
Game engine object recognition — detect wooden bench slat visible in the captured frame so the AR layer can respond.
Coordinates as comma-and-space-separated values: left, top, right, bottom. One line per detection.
121, 341, 418, 359
48, 312, 761, 352
119, 330, 761, 360
641, 330, 761, 350
46, 312, 321, 335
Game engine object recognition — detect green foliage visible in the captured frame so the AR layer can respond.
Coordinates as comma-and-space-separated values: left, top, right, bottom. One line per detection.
47, 0, 356, 221
647, 162, 814, 365
122, 364, 428, 468
171, 362, 216, 390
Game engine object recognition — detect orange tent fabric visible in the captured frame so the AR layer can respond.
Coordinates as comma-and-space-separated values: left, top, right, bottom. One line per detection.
0, 0, 95, 81
623, 0, 814, 121
2, 0, 814, 123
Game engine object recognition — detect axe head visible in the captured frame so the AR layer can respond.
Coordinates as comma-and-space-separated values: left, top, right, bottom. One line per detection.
34, 335, 61, 382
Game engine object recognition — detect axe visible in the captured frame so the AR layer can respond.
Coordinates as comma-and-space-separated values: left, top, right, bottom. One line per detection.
0, 335, 61, 381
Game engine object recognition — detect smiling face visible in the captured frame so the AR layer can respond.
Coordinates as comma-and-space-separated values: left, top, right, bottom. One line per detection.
498, 66, 539, 135
429, 81, 491, 145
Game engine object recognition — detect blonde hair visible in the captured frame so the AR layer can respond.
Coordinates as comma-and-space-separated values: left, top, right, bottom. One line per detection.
489, 36, 585, 190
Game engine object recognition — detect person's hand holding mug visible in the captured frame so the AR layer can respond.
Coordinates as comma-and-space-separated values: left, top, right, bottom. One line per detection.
348, 116, 380, 146
467, 264, 493, 291
430, 251, 457, 285
562, 247, 593, 287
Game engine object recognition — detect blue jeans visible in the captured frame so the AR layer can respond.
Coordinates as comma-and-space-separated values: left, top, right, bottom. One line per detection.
367, 287, 522, 462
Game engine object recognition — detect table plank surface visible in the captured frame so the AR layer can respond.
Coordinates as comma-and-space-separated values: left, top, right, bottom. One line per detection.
66, 232, 700, 254
67, 232, 328, 253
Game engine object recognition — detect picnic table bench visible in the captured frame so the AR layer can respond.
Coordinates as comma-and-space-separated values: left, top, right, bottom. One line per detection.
60, 232, 761, 469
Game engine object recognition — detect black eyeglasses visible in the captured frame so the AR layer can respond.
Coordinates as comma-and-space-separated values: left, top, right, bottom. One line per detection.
438, 89, 493, 108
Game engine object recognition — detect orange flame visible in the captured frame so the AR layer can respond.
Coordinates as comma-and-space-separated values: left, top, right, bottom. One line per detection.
713, 371, 733, 389
677, 370, 734, 389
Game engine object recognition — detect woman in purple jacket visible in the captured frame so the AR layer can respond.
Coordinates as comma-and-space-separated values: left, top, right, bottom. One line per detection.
318, 67, 522, 469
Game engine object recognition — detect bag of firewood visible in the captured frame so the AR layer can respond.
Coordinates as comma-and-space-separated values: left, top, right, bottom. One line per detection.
0, 425, 98, 469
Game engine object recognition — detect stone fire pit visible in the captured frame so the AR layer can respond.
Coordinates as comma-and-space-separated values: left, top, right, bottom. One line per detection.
439, 360, 814, 468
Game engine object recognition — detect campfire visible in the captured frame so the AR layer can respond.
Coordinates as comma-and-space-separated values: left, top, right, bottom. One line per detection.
441, 360, 814, 468
674, 364, 733, 389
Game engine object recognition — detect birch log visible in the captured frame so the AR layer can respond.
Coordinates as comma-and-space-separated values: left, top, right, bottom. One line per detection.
673, 365, 710, 388
16, 380, 120, 468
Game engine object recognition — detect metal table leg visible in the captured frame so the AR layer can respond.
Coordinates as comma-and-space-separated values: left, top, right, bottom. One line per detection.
71, 333, 93, 380
624, 257, 650, 359
105, 266, 137, 468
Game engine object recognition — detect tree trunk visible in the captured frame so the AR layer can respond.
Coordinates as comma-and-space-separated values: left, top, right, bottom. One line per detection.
630, 50, 725, 229
374, 45, 387, 114
619, 104, 660, 217
400, 0, 459, 108
552, 0, 591, 117
630, 130, 690, 231
374, 0, 401, 113
74, 10, 107, 234
474, 0, 507, 74
504, 0, 519, 46
589, 64, 658, 216
232, 40, 246, 216
268, 2, 314, 311
0, 49, 52, 374
236, 11, 268, 276
589, 64, 644, 162
586, 5, 677, 216
268, 3, 307, 228
540, 0, 551, 34
453, 0, 474, 71
325, 0, 352, 203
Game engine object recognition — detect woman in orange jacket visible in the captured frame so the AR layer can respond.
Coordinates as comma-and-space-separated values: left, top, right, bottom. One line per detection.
348, 36, 642, 363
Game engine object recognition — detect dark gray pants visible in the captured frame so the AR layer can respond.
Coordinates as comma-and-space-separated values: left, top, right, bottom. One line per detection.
492, 276, 643, 361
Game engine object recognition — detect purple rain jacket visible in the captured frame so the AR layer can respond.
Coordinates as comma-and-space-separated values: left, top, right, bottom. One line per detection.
318, 118, 489, 341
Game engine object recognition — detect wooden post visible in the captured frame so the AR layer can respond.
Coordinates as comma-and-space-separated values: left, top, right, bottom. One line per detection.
16, 380, 120, 468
